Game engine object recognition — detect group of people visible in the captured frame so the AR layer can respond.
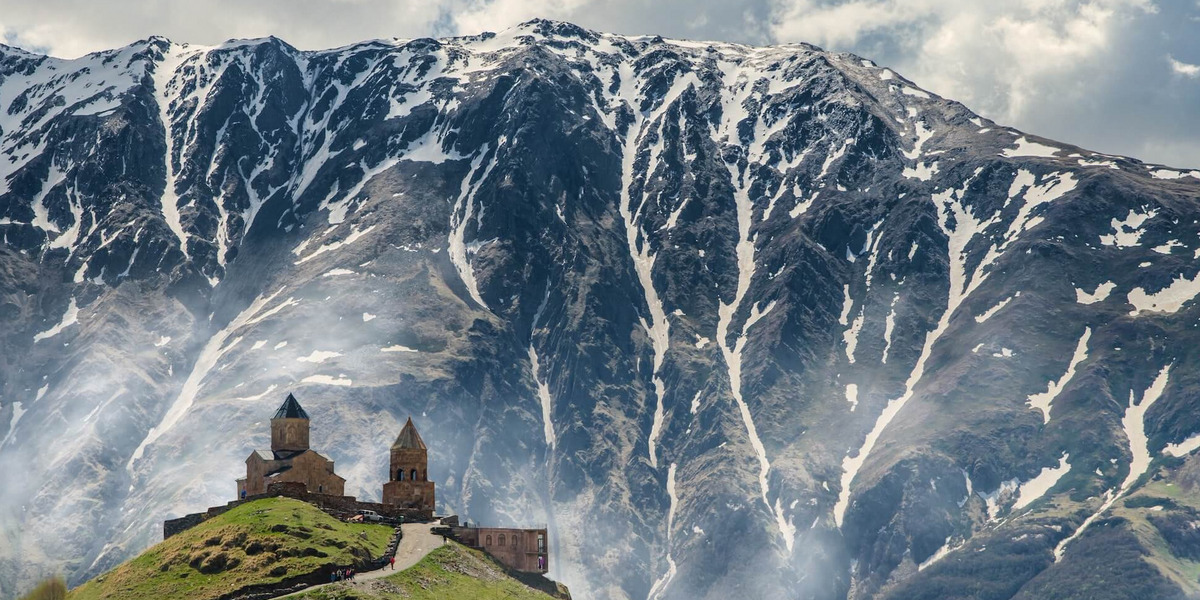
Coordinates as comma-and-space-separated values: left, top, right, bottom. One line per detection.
329, 555, 396, 585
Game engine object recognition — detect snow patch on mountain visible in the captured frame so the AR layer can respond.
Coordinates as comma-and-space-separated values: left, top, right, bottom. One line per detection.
845, 384, 858, 412
301, 374, 353, 386
1165, 434, 1200, 457
1076, 281, 1115, 304
648, 462, 679, 600
448, 146, 500, 310
1127, 270, 1200, 316
528, 346, 556, 449
1099, 207, 1157, 248
1001, 136, 1060, 158
294, 224, 377, 265
1027, 327, 1090, 423
975, 294, 1015, 323
33, 298, 80, 343
1013, 453, 1070, 510
296, 350, 342, 363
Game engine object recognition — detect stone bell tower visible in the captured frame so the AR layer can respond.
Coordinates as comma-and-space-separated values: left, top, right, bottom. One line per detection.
382, 417, 435, 514
271, 393, 310, 455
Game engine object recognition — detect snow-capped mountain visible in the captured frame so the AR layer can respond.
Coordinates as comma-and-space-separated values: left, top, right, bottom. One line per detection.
3, 18, 1200, 600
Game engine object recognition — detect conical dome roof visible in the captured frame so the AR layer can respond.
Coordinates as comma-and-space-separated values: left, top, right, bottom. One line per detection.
392, 417, 426, 449
273, 393, 310, 419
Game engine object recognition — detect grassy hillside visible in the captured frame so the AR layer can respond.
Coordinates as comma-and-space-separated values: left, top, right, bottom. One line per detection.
292, 542, 569, 600
68, 497, 392, 600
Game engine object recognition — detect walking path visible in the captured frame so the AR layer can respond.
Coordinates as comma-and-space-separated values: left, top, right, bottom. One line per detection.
274, 522, 444, 598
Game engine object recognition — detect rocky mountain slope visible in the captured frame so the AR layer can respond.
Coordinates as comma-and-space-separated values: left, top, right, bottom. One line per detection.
2, 18, 1200, 600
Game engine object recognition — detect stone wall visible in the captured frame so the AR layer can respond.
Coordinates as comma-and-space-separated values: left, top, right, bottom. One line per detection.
163, 482, 432, 539
381, 479, 434, 512
445, 525, 549, 573
163, 513, 205, 539
269, 451, 345, 496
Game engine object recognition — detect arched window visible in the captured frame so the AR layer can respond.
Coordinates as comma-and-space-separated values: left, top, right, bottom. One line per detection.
411, 469, 418, 481
318, 485, 323, 493
486, 535, 492, 546
398, 469, 405, 481
499, 534, 506, 546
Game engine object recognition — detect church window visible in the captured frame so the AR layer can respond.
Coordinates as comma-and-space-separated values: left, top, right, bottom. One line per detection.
486, 535, 492, 545
398, 469, 404, 481
499, 534, 506, 546
411, 469, 418, 481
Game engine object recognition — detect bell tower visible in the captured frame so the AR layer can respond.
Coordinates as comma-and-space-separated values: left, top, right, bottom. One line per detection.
270, 393, 310, 455
382, 417, 435, 514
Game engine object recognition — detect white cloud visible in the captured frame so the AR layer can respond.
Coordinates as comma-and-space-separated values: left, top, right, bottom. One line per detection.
1169, 55, 1200, 78
0, 0, 449, 58
769, 0, 1155, 124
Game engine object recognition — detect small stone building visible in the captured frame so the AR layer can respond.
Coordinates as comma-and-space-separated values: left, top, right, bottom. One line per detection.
236, 394, 345, 498
450, 526, 549, 573
381, 417, 435, 512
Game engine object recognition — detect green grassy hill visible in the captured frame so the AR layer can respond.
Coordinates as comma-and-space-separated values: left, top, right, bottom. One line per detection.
291, 542, 570, 600
67, 497, 393, 600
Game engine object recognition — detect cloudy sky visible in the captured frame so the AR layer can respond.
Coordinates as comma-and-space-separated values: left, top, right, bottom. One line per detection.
2, 0, 1198, 168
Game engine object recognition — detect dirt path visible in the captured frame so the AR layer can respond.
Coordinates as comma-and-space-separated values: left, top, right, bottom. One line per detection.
274, 522, 444, 598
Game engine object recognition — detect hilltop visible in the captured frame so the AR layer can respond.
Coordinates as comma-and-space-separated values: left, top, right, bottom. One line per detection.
68, 497, 393, 600
290, 543, 570, 600
60, 496, 567, 600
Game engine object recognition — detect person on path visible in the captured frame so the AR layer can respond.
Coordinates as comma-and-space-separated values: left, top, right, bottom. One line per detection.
389, 556, 396, 570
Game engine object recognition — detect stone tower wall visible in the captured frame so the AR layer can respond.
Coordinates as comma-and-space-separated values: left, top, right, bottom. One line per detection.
389, 447, 428, 481
271, 417, 310, 453
382, 479, 435, 511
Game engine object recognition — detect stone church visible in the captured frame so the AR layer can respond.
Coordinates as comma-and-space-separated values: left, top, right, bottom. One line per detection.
233, 394, 435, 515
236, 394, 346, 498
382, 417, 436, 512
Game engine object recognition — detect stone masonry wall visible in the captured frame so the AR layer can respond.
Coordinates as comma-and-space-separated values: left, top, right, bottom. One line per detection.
163, 482, 432, 539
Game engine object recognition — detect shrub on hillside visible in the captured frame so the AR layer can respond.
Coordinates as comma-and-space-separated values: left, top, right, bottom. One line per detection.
18, 577, 66, 600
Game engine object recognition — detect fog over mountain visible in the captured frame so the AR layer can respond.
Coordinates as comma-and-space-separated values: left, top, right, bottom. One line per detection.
3, 19, 1200, 600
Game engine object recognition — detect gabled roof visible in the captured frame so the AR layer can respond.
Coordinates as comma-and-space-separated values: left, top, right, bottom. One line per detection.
273, 393, 309, 419
392, 417, 427, 449
265, 464, 293, 477
249, 449, 302, 462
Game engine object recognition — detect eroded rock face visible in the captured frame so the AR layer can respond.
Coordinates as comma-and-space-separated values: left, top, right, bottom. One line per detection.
3, 18, 1200, 600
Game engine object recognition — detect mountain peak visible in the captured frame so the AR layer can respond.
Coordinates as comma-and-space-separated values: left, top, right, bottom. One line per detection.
3, 21, 1200, 600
